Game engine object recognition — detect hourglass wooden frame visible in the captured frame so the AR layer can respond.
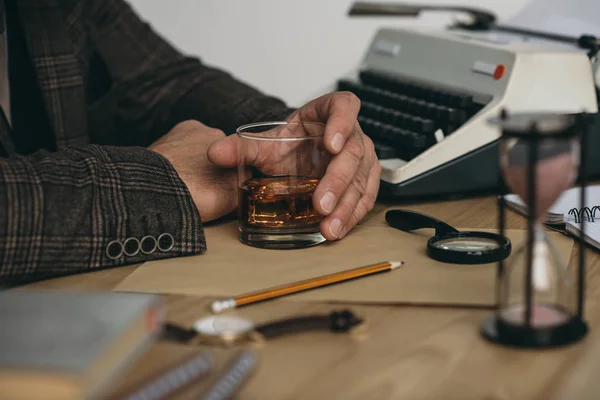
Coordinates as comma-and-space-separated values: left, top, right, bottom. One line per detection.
481, 110, 591, 348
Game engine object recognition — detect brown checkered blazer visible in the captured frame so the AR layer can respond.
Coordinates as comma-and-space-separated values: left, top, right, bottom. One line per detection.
0, 0, 292, 286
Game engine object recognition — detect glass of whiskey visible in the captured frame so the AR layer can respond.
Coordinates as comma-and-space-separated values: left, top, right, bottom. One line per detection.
236, 121, 331, 249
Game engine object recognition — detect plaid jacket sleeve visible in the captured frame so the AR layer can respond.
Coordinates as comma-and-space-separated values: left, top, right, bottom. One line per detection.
0, 145, 205, 287
0, 0, 299, 286
87, 0, 295, 142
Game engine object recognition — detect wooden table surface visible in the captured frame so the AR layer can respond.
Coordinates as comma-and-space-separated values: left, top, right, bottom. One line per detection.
23, 196, 600, 400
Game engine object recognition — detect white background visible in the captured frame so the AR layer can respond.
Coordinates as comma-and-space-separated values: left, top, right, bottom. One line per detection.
126, 0, 560, 108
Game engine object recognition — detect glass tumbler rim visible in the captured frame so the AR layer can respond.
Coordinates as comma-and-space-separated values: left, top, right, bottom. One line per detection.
236, 120, 326, 142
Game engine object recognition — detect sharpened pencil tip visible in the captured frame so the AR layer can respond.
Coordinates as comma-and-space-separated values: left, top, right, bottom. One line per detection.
390, 261, 404, 270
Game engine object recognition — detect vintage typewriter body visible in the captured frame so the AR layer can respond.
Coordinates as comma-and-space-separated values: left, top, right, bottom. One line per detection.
336, 27, 600, 201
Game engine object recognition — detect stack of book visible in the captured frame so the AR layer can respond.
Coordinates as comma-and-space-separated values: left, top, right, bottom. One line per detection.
0, 290, 163, 400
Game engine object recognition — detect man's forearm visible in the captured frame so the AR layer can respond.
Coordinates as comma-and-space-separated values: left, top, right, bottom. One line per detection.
0, 145, 205, 287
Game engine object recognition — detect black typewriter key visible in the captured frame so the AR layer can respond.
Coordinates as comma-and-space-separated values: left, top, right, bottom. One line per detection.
337, 80, 353, 92
416, 102, 433, 119
414, 118, 428, 133
359, 104, 371, 119
376, 124, 388, 141
394, 113, 407, 129
395, 127, 411, 145
442, 93, 457, 107
432, 91, 448, 107
359, 117, 380, 143
343, 68, 485, 162
368, 121, 381, 139
360, 70, 385, 89
390, 111, 403, 126
370, 104, 381, 120
359, 69, 476, 109
386, 128, 405, 148
389, 96, 403, 112
443, 107, 457, 122
374, 105, 386, 122
455, 109, 469, 124
390, 128, 411, 147
379, 127, 393, 143
410, 134, 428, 157
401, 98, 415, 115
451, 93, 472, 109
421, 130, 441, 147
410, 118, 422, 133
414, 86, 430, 101
384, 91, 398, 109
419, 118, 436, 135
373, 141, 398, 159
452, 108, 466, 123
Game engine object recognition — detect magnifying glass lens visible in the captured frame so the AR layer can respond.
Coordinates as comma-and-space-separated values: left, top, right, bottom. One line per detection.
432, 236, 501, 252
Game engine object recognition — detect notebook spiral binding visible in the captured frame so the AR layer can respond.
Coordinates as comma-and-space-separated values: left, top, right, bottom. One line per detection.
567, 206, 600, 223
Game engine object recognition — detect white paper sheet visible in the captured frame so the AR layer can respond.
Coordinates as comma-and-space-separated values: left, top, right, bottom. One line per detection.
503, 0, 600, 38
500, 0, 600, 85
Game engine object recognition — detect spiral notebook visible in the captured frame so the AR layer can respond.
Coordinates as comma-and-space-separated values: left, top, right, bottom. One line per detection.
503, 184, 600, 250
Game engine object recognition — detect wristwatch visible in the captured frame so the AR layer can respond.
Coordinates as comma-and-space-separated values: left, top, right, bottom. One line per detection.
161, 309, 364, 346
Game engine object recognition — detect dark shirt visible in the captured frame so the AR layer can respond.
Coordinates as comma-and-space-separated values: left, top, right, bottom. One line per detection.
5, 0, 55, 155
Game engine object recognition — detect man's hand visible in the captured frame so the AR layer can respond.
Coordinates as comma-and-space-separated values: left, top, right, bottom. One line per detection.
148, 121, 237, 222
208, 91, 381, 241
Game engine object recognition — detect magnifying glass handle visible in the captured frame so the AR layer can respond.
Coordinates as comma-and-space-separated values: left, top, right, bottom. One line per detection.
385, 209, 459, 235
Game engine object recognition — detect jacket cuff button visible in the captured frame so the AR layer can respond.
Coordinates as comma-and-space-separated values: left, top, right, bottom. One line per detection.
157, 233, 174, 252
123, 237, 141, 257
106, 240, 123, 260
141, 235, 157, 254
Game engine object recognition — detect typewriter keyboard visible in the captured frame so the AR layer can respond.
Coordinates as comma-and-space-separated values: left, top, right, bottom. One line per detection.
337, 69, 488, 161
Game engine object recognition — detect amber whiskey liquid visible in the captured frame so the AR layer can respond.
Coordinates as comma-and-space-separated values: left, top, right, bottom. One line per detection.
239, 176, 323, 233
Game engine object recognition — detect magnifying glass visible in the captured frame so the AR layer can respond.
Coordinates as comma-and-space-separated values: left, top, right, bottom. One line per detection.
385, 209, 511, 264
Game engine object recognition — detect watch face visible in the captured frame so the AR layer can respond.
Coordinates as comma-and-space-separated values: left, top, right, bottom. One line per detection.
193, 315, 254, 337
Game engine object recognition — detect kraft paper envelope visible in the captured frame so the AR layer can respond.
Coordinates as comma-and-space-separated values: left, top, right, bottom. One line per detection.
114, 218, 575, 307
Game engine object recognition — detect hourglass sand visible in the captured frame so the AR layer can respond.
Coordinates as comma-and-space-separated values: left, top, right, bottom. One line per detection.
481, 110, 590, 348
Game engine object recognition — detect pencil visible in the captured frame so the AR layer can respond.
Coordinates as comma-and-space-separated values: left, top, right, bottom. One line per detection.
210, 261, 404, 313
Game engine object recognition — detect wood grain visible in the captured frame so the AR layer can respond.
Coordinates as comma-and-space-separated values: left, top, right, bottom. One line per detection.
22, 195, 600, 400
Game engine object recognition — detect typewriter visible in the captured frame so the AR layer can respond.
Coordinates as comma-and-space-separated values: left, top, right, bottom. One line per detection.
336, 18, 600, 201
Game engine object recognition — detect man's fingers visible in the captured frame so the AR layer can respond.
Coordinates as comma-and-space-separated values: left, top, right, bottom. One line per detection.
324, 93, 361, 154
351, 159, 381, 226
360, 136, 381, 212
312, 133, 364, 216
297, 92, 361, 155
321, 157, 380, 240
207, 134, 240, 168
207, 134, 267, 169
320, 182, 363, 241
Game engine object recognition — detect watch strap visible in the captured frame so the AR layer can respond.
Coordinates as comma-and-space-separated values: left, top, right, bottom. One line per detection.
160, 309, 363, 344
254, 309, 362, 340
161, 322, 197, 343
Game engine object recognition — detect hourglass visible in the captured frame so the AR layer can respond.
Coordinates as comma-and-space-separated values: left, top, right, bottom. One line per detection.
481, 110, 591, 348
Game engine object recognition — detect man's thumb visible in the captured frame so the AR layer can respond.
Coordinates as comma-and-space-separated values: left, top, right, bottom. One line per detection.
207, 135, 239, 168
